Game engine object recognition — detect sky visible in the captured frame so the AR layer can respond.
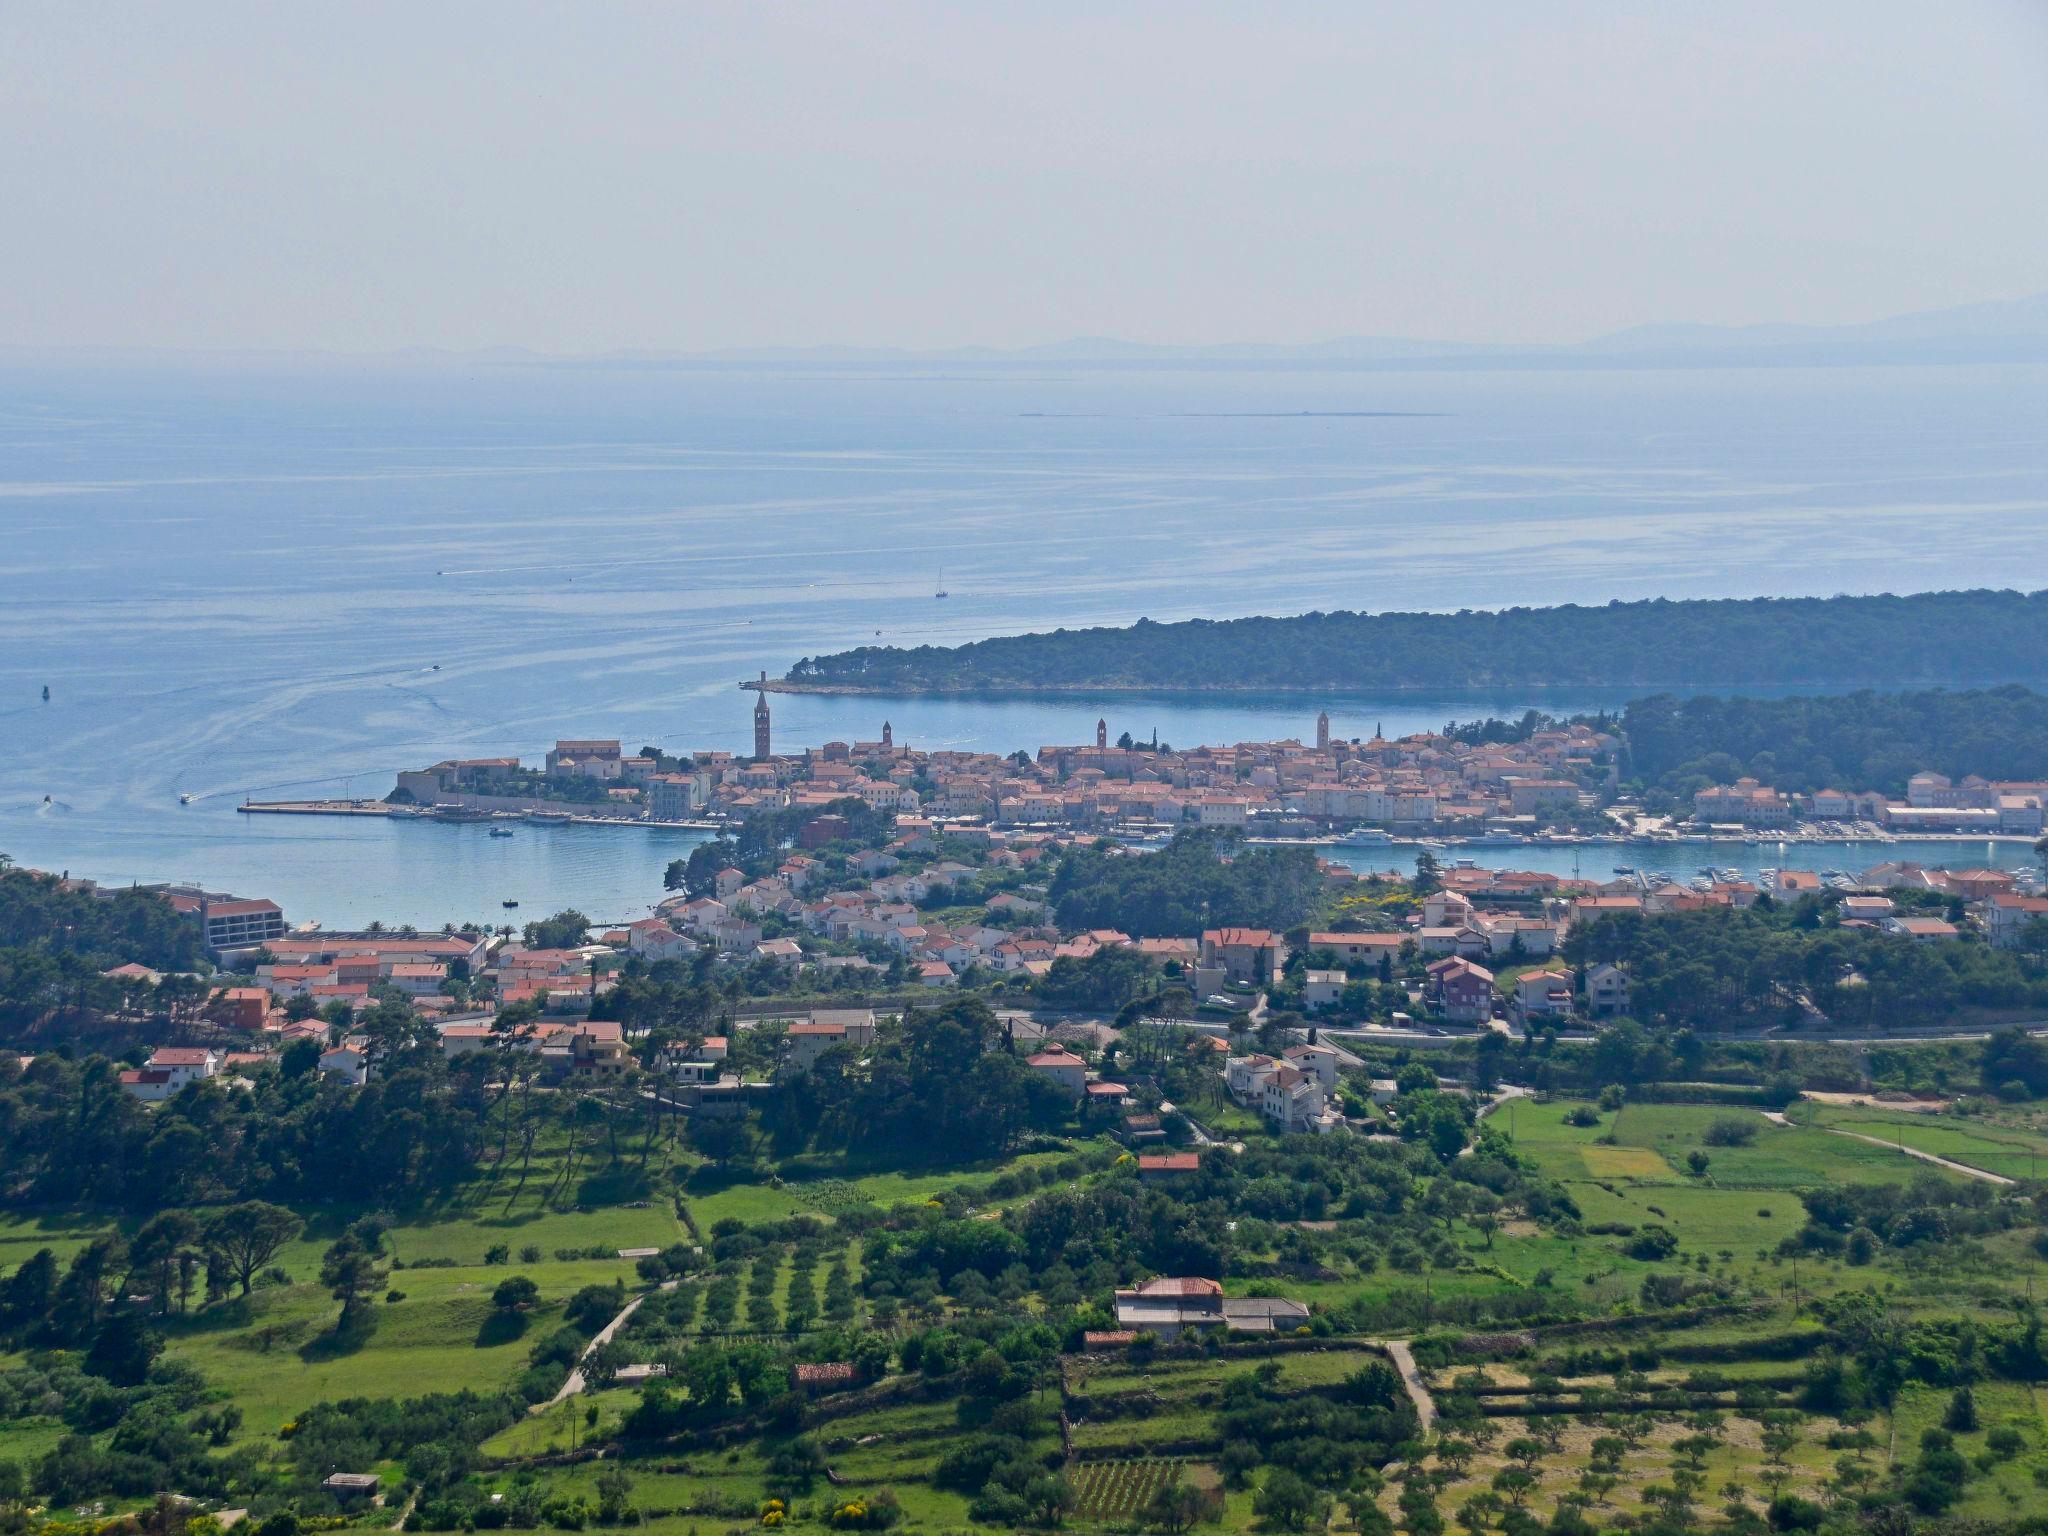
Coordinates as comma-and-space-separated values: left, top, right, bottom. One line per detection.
3, 2, 2047, 354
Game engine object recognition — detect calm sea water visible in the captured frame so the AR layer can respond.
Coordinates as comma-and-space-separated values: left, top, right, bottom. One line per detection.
4, 357, 2046, 927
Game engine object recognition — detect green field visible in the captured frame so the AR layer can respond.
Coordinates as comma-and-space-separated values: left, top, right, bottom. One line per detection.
1506, 1098, 1969, 1190
1796, 1102, 2048, 1183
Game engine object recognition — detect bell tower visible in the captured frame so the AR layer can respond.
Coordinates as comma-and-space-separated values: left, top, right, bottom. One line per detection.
753, 674, 771, 762
1315, 710, 1331, 752
1096, 718, 1108, 749
882, 720, 893, 751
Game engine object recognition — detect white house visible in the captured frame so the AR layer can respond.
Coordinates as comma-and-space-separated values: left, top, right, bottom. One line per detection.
1280, 1042, 1340, 1090
1302, 970, 1347, 1010
1987, 893, 2048, 949
1024, 1046, 1088, 1099
319, 1043, 369, 1086
1583, 962, 1632, 1018
123, 1046, 219, 1098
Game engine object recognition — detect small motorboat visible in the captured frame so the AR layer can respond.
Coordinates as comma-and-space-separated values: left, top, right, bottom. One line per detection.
489, 827, 514, 838
502, 899, 520, 908
179, 793, 193, 805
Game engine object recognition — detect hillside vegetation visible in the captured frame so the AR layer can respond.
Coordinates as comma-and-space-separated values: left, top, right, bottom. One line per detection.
1621, 685, 2048, 797
782, 589, 2048, 693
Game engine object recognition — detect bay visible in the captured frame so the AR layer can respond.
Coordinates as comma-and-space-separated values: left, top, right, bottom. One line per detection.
3, 356, 2045, 927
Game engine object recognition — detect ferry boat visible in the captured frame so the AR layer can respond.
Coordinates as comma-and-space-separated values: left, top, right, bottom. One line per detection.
1335, 826, 1395, 847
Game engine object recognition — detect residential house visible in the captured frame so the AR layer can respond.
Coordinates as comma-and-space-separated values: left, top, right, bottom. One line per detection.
1583, 962, 1632, 1018
1512, 967, 1574, 1019
1111, 1277, 1311, 1340
1305, 931, 1404, 966
1137, 1152, 1200, 1184
1302, 969, 1347, 1010
1426, 957, 1496, 1023
1024, 1046, 1088, 1099
1200, 928, 1286, 985
1885, 915, 1960, 943
319, 1043, 369, 1086
782, 1009, 879, 1072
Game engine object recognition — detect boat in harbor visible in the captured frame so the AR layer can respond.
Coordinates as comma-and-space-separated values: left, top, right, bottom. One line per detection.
1335, 826, 1395, 847
489, 826, 514, 838
502, 899, 520, 908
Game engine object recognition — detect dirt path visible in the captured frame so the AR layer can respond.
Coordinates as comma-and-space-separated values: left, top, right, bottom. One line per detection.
1817, 1127, 2014, 1186
1373, 1339, 1437, 1435
537, 1279, 675, 1412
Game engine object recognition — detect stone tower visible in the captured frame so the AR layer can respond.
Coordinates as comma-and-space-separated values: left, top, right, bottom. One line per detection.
753, 674, 771, 762
1096, 718, 1108, 749
1315, 710, 1331, 751
882, 720, 893, 751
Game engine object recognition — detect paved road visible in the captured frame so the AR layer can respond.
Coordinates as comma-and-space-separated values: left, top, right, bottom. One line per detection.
1373, 1339, 1437, 1435
1815, 1126, 2015, 1186
538, 1280, 676, 1412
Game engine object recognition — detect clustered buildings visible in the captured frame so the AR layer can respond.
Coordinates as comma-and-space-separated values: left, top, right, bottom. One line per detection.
392, 705, 1619, 836
1693, 771, 2046, 835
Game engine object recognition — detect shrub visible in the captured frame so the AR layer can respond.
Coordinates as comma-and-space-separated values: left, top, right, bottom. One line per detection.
1703, 1116, 1758, 1147
1624, 1225, 1679, 1262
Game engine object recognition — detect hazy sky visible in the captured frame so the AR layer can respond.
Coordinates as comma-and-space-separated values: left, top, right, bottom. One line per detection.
4, 2, 2047, 353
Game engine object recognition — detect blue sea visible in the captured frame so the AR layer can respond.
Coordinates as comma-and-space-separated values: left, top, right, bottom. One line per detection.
4, 356, 2047, 928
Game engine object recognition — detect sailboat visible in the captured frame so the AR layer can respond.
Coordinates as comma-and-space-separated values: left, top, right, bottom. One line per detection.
933, 564, 949, 600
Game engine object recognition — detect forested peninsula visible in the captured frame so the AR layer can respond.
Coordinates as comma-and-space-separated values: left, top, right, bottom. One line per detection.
779, 588, 2048, 693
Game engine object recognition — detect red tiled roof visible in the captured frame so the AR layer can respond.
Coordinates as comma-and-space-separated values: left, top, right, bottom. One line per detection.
1131, 1276, 1222, 1298
148, 1048, 214, 1067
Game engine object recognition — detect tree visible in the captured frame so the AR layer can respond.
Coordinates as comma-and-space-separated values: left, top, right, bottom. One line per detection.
523, 909, 592, 950
128, 1211, 201, 1314
1942, 1386, 1978, 1432
84, 1311, 161, 1386
1255, 1468, 1326, 1531
320, 1221, 389, 1327
52, 1236, 128, 1338
1490, 1468, 1536, 1508
1025, 1473, 1077, 1527
690, 1114, 751, 1169
595, 1463, 634, 1523
492, 1275, 541, 1312
203, 1202, 304, 1297
1144, 1480, 1204, 1535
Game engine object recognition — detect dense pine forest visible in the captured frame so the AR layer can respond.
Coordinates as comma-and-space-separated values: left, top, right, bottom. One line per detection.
1621, 685, 2048, 797
782, 589, 2048, 693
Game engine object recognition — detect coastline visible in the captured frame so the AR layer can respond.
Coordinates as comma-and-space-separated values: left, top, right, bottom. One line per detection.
233, 799, 2035, 851
749, 676, 2038, 698
237, 799, 721, 831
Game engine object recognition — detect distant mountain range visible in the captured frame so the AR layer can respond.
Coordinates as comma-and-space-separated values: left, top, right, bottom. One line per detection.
7, 292, 2048, 372
619, 290, 2048, 369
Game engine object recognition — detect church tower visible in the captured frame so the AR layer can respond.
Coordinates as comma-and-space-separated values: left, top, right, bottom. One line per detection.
1315, 710, 1331, 751
882, 720, 893, 751
753, 675, 771, 762
1096, 718, 1108, 749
